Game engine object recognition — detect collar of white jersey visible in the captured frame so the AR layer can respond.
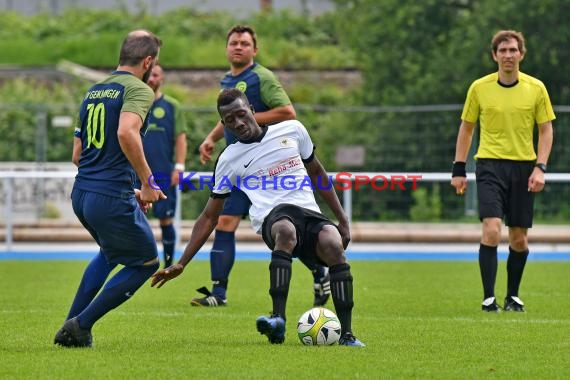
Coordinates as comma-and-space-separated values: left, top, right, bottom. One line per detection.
238, 126, 268, 144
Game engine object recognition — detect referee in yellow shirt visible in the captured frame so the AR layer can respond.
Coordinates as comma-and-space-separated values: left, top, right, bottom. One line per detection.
451, 30, 555, 312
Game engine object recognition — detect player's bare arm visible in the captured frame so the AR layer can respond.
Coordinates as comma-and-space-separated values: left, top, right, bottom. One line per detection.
305, 157, 351, 248
254, 104, 296, 126
118, 111, 166, 203
451, 120, 475, 195
72, 137, 82, 167
528, 121, 554, 193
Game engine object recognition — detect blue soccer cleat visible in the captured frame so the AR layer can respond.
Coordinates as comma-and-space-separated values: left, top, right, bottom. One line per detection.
256, 314, 286, 344
339, 332, 365, 347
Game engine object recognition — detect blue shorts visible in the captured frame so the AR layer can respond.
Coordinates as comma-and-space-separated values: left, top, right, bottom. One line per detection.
71, 188, 158, 266
221, 187, 251, 216
152, 185, 177, 220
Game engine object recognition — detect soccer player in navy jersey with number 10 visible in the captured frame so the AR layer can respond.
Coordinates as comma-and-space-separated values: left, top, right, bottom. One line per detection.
54, 30, 164, 348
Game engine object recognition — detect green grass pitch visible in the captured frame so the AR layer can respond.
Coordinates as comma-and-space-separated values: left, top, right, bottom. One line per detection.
1, 259, 569, 379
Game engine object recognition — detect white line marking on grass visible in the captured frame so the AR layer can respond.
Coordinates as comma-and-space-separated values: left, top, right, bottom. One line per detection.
360, 315, 570, 325
0, 309, 187, 318
4, 309, 568, 325
112, 311, 188, 317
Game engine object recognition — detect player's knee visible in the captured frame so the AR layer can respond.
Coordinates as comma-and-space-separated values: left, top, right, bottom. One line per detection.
509, 231, 528, 251
216, 215, 241, 231
316, 227, 345, 266
316, 243, 346, 267
271, 219, 297, 251
159, 218, 173, 227
482, 219, 501, 245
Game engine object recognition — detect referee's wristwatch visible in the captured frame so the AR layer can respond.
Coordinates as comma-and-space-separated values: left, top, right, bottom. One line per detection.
535, 163, 547, 173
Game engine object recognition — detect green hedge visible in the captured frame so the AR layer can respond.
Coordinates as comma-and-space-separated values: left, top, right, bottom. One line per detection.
0, 7, 354, 69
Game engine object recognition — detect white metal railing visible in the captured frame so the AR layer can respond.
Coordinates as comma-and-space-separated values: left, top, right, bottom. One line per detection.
2, 171, 570, 252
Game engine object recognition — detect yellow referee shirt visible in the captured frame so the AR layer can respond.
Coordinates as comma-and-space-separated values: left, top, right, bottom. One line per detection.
461, 72, 555, 161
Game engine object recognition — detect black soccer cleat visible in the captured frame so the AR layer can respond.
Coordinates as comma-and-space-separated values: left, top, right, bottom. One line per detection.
339, 332, 365, 347
313, 273, 331, 307
504, 296, 525, 312
54, 317, 92, 348
256, 314, 286, 344
481, 296, 500, 312
190, 286, 227, 307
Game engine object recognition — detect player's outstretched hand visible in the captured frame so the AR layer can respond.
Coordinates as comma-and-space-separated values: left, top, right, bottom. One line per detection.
151, 264, 184, 288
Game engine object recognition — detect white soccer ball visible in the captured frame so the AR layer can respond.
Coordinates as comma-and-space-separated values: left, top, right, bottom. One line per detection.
297, 307, 342, 346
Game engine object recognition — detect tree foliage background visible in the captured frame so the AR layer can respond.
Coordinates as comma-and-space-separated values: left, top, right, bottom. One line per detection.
333, 0, 570, 105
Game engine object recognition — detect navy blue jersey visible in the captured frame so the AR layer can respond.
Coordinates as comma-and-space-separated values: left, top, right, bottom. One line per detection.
220, 62, 291, 144
73, 71, 154, 197
143, 94, 187, 175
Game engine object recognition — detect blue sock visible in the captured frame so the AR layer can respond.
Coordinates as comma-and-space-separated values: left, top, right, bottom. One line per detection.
76, 261, 159, 330
210, 230, 235, 299
66, 251, 116, 320
161, 224, 176, 267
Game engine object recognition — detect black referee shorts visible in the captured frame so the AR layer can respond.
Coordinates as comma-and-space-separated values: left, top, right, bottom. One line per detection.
475, 159, 535, 228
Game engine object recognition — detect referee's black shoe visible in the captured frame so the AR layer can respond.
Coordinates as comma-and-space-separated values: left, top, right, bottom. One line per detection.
481, 297, 500, 312
504, 296, 525, 312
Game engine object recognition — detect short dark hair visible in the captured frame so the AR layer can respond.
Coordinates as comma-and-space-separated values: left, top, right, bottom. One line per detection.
226, 24, 257, 49
217, 88, 248, 112
119, 30, 162, 66
491, 30, 526, 55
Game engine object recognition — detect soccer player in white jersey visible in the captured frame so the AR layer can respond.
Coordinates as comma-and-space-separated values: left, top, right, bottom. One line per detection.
151, 88, 365, 347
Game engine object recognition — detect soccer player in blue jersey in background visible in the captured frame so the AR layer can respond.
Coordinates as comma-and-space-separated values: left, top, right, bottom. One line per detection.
54, 29, 164, 348
192, 25, 331, 307
142, 64, 188, 268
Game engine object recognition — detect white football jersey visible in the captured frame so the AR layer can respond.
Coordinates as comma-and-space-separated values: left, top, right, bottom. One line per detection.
212, 120, 321, 233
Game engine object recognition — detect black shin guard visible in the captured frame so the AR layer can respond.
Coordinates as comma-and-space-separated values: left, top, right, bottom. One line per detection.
329, 263, 354, 334
269, 250, 292, 319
